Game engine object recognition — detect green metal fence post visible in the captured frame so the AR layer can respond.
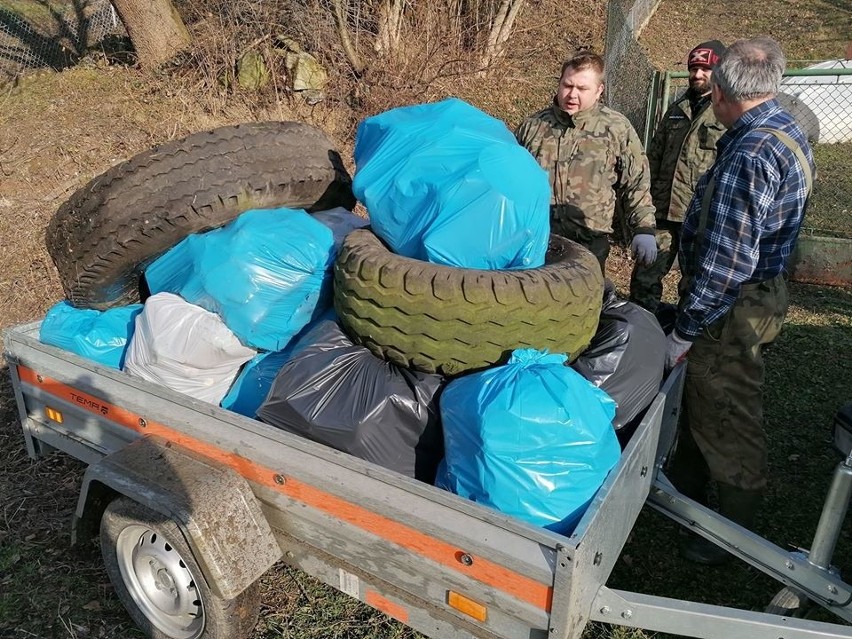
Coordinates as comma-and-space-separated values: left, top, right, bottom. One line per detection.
643, 70, 662, 148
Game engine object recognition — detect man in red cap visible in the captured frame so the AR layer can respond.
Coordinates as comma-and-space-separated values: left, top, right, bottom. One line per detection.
629, 40, 727, 313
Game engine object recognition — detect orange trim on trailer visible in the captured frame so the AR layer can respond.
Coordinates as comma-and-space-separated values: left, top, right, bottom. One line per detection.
19, 366, 554, 612
366, 590, 410, 624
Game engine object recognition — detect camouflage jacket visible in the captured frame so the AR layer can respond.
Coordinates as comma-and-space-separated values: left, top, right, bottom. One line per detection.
514, 102, 655, 237
648, 92, 726, 223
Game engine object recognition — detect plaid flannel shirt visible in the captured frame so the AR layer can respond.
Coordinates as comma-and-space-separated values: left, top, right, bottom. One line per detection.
676, 99, 814, 340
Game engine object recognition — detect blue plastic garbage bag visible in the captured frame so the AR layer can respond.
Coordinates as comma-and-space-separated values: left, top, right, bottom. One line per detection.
145, 208, 335, 352
312, 207, 370, 251
311, 207, 369, 309
221, 308, 339, 418
438, 349, 620, 533
353, 98, 550, 269
39, 301, 142, 369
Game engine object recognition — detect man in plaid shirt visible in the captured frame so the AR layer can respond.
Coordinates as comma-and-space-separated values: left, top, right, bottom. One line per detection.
665, 36, 814, 565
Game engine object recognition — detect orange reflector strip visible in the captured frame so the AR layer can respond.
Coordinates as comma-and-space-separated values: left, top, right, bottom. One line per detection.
45, 407, 63, 423
366, 590, 410, 623
448, 590, 488, 622
18, 366, 553, 611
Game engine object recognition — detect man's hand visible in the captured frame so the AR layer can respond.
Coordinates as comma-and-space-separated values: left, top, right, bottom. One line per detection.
665, 331, 692, 370
631, 234, 658, 266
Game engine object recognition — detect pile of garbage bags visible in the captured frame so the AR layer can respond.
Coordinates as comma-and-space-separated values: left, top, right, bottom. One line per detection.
40, 100, 666, 535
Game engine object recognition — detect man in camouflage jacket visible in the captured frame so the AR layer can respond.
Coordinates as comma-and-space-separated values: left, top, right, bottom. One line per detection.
515, 51, 657, 274
629, 40, 727, 312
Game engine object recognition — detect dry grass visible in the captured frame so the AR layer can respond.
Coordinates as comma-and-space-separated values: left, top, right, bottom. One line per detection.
640, 0, 851, 68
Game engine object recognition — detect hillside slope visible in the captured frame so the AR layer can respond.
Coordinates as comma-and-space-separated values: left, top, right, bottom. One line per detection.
641, 0, 850, 68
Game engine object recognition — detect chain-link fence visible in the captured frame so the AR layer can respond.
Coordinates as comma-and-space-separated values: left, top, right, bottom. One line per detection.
651, 65, 852, 238
0, 0, 125, 79
603, 0, 660, 144
604, 0, 850, 260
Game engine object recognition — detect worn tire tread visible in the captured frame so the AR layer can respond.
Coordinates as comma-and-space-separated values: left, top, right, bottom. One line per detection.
334, 229, 604, 376
47, 122, 354, 309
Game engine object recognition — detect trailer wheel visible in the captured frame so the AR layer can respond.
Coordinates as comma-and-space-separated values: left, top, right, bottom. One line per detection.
765, 586, 813, 618
100, 497, 260, 639
47, 121, 355, 310
334, 229, 603, 376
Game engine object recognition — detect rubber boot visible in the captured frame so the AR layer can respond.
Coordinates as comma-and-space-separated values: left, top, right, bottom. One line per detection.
680, 483, 764, 566
667, 426, 710, 504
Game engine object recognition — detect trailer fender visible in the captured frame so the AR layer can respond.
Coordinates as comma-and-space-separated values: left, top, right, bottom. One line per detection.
72, 435, 281, 600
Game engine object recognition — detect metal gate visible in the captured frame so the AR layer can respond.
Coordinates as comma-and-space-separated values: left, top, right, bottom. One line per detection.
645, 66, 852, 285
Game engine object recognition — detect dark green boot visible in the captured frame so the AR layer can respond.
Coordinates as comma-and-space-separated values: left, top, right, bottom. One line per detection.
680, 484, 764, 566
667, 426, 710, 504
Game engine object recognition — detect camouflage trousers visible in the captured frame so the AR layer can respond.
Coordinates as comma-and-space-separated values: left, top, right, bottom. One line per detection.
629, 221, 681, 313
679, 274, 789, 492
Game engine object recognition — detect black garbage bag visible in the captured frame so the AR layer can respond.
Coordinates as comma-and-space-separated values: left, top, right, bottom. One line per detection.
257, 320, 444, 482
655, 302, 678, 336
571, 283, 666, 431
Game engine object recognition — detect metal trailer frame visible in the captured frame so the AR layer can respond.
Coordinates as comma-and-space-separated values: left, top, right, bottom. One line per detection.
4, 321, 852, 639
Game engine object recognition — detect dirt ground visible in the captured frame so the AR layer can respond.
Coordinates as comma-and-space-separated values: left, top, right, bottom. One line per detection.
0, 2, 850, 638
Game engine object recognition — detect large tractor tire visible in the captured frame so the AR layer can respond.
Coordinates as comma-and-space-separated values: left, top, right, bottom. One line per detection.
334, 229, 604, 376
46, 121, 355, 310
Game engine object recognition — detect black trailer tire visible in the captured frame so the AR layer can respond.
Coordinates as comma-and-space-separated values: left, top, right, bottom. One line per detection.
765, 586, 814, 618
334, 229, 604, 376
47, 121, 355, 309
100, 497, 261, 639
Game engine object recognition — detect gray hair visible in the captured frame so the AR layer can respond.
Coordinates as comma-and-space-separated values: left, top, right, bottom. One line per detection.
711, 36, 786, 101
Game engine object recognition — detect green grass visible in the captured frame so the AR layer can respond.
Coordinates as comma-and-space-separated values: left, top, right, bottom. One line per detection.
652, 81, 851, 239
601, 282, 852, 637
0, 537, 146, 638
0, 0, 65, 31
808, 142, 852, 236
255, 567, 422, 639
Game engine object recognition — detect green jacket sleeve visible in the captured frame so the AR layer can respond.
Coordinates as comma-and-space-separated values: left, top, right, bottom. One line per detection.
617, 124, 657, 236
645, 116, 667, 189
514, 119, 532, 148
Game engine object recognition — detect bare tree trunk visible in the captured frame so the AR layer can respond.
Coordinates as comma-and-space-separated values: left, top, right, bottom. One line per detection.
374, 0, 405, 57
447, 0, 464, 49
331, 0, 365, 76
478, 0, 526, 75
111, 0, 190, 69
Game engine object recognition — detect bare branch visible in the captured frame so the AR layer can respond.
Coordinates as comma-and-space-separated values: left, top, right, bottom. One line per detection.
479, 0, 526, 76
331, 0, 365, 76
375, 0, 406, 57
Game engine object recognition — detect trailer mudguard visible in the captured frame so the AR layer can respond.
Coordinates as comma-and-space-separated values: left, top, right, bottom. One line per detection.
72, 434, 282, 600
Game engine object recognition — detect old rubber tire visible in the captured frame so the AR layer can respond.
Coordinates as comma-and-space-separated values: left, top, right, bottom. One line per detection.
100, 497, 261, 639
47, 121, 355, 309
334, 229, 604, 376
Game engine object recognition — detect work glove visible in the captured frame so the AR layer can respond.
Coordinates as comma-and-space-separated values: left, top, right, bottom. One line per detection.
631, 233, 658, 267
665, 331, 692, 371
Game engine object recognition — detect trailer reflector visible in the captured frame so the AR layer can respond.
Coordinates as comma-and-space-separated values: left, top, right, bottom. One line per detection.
365, 590, 409, 623
447, 591, 487, 622
45, 407, 63, 423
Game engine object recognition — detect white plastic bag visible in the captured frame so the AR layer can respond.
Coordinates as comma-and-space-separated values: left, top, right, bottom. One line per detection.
123, 293, 256, 404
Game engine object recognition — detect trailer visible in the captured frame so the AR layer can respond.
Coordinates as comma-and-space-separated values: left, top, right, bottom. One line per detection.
4, 320, 852, 639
